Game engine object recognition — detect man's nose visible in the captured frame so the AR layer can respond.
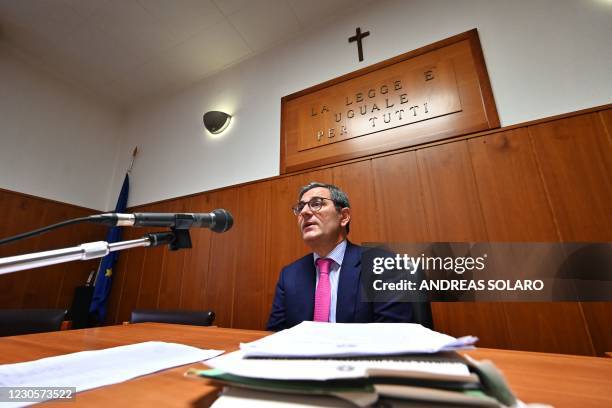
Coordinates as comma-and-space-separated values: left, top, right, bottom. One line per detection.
299, 203, 313, 216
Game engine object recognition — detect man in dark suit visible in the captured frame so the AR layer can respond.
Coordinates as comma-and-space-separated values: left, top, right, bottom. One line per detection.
266, 182, 413, 331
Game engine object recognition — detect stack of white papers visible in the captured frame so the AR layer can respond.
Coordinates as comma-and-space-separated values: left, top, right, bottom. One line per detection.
204, 322, 478, 381
240, 321, 477, 358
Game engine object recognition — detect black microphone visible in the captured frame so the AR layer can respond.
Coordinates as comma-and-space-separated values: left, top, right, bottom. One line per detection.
89, 209, 233, 233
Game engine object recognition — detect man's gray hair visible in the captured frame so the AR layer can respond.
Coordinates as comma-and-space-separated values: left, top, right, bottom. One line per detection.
298, 182, 350, 234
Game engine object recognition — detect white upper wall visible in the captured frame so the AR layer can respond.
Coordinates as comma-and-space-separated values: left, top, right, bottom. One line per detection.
0, 42, 121, 210
4, 0, 606, 210
118, 0, 611, 208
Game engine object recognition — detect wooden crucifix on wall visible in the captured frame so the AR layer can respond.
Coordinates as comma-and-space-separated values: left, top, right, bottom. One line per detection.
348, 27, 370, 62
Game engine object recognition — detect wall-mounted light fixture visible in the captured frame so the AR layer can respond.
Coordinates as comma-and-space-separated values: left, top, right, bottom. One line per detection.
203, 111, 232, 134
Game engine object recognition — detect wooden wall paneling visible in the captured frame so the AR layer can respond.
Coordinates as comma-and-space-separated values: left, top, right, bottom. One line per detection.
205, 188, 239, 328
579, 302, 612, 357
430, 303, 510, 347
178, 194, 214, 311
467, 129, 559, 241
0, 191, 55, 257
0, 192, 45, 254
0, 194, 29, 308
501, 303, 595, 355
598, 109, 612, 145
264, 169, 333, 324
332, 160, 383, 243
70, 105, 611, 354
232, 182, 271, 330
105, 236, 130, 324
429, 303, 510, 346
529, 112, 612, 356
20, 202, 73, 308
0, 193, 52, 308
21, 203, 85, 309
416, 140, 510, 348
52, 222, 104, 311
584, 109, 612, 356
0, 190, 105, 310
61, 209, 104, 310
528, 113, 612, 241
134, 203, 168, 310
467, 129, 595, 355
371, 151, 428, 241
157, 199, 188, 310
0, 191, 10, 238
108, 226, 146, 324
416, 140, 488, 241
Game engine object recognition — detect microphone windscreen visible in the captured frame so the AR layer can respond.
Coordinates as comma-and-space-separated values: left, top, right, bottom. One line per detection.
211, 209, 233, 233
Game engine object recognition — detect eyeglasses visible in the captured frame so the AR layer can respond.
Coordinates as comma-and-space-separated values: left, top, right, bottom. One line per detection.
291, 197, 335, 216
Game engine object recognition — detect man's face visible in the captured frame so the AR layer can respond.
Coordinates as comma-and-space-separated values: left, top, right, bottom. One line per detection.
297, 187, 349, 249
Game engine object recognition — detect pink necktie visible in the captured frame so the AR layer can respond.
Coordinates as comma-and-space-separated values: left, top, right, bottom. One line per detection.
313, 258, 333, 322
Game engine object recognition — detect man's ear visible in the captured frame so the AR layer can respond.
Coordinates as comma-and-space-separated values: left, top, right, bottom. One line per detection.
340, 207, 351, 227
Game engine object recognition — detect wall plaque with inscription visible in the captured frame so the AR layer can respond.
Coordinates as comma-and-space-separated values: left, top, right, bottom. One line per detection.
280, 29, 499, 173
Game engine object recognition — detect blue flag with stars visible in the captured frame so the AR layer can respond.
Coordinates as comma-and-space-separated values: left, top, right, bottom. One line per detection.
89, 174, 129, 324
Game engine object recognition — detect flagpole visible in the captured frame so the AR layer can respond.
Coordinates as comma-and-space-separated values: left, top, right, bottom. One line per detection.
128, 146, 138, 173
92, 147, 138, 287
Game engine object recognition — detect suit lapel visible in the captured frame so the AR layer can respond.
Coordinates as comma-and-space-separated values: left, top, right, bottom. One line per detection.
297, 256, 316, 321
336, 242, 361, 322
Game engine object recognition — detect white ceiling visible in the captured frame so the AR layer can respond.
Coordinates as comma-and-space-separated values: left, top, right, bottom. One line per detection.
0, 0, 369, 109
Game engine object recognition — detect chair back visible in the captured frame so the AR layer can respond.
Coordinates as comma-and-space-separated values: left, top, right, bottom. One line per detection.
0, 309, 67, 337
130, 309, 215, 326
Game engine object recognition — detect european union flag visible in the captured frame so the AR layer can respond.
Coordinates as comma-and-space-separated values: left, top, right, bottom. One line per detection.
89, 174, 129, 324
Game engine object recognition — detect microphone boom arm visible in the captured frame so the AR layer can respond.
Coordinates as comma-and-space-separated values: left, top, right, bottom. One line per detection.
0, 231, 183, 276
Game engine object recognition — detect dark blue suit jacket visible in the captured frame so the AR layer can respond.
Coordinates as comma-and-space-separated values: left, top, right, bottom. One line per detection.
266, 241, 414, 331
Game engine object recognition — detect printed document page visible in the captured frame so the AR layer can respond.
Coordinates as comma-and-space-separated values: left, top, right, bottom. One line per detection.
0, 341, 223, 406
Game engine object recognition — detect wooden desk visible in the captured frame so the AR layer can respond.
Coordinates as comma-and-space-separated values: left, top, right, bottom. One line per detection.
1, 323, 611, 407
